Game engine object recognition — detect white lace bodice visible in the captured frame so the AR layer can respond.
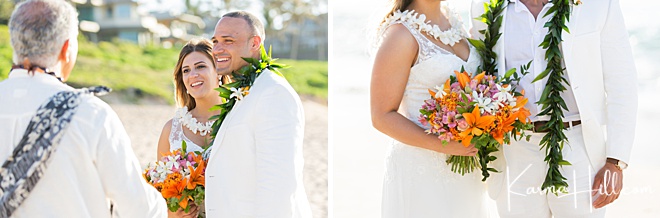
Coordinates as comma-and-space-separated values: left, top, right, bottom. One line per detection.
169, 110, 207, 154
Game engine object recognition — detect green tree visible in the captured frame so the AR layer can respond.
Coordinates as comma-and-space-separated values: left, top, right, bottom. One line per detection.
183, 0, 248, 18
0, 0, 15, 25
262, 0, 326, 59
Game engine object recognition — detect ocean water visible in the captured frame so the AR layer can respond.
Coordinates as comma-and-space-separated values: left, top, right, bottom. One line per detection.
332, 0, 660, 217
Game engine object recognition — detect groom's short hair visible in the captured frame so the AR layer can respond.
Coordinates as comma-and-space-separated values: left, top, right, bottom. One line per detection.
222, 11, 265, 43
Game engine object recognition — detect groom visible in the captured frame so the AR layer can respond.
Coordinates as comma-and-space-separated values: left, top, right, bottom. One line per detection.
204, 11, 312, 217
471, 0, 636, 217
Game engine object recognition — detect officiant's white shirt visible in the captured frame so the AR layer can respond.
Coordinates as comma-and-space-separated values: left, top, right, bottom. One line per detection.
0, 69, 167, 218
504, 0, 580, 122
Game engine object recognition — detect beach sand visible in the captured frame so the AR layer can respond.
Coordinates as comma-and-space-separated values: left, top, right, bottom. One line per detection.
110, 100, 328, 218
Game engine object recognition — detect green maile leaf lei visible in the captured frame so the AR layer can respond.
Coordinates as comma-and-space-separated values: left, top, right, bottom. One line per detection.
468, 0, 580, 193
209, 45, 288, 141
532, 0, 581, 194
462, 0, 533, 182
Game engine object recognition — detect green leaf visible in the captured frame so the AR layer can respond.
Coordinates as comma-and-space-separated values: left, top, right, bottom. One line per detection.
215, 86, 232, 98
504, 68, 517, 79
468, 38, 486, 51
532, 69, 551, 83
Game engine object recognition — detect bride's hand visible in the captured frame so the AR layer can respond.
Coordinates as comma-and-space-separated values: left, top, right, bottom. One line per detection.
439, 141, 478, 156
167, 204, 200, 218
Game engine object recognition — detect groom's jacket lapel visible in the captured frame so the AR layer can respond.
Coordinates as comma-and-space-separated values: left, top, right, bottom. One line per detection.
561, 4, 582, 78
208, 96, 244, 160
208, 69, 271, 161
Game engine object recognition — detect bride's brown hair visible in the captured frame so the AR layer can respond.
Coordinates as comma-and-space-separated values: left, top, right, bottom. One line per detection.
173, 38, 231, 110
382, 0, 413, 24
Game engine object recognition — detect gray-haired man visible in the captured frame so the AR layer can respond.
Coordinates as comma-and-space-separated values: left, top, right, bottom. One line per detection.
0, 0, 166, 217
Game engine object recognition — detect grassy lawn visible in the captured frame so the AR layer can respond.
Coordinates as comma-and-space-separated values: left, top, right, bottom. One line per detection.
0, 25, 327, 104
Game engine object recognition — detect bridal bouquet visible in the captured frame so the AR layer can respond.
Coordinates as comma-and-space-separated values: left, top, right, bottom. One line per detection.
143, 141, 206, 214
419, 69, 532, 181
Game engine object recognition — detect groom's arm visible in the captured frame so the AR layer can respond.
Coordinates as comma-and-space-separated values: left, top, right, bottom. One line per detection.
600, 0, 637, 164
592, 0, 637, 208
253, 82, 306, 217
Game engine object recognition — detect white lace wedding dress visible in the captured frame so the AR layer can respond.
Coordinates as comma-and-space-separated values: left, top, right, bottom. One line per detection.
168, 107, 208, 217
380, 7, 489, 218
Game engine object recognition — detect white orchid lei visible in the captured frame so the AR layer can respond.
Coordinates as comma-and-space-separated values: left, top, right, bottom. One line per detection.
175, 106, 214, 136
379, 5, 469, 46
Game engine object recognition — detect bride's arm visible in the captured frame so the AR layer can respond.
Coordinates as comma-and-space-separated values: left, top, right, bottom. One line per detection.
370, 24, 477, 156
156, 119, 173, 159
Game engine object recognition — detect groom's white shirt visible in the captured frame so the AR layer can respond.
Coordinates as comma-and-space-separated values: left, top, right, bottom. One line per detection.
471, 0, 637, 198
205, 69, 312, 217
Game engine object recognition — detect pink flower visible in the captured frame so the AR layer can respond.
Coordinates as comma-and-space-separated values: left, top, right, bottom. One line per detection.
469, 80, 478, 91
477, 84, 487, 93
456, 118, 469, 131
419, 116, 428, 126
451, 82, 462, 92
438, 131, 453, 142
442, 111, 457, 128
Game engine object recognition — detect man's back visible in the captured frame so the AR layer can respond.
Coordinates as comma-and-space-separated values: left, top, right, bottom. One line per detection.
0, 70, 166, 217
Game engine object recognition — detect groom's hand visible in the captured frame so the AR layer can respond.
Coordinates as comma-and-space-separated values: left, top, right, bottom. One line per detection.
591, 161, 623, 209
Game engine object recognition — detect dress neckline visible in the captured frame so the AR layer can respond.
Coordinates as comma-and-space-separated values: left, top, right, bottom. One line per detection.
420, 35, 473, 63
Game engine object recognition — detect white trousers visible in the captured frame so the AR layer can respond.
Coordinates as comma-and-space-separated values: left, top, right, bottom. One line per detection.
493, 125, 606, 218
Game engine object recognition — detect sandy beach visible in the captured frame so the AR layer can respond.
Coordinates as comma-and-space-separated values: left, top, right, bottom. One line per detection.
109, 100, 328, 218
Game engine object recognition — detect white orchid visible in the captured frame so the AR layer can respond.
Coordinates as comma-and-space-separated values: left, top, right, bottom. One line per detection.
434, 85, 446, 99
472, 91, 497, 114
230, 86, 250, 101
492, 84, 517, 108
382, 8, 468, 47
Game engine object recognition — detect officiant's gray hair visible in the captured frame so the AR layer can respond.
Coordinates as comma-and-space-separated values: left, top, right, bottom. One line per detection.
222, 11, 266, 43
9, 0, 79, 68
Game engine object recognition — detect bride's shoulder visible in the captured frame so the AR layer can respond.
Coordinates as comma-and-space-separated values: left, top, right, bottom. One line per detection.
378, 23, 417, 50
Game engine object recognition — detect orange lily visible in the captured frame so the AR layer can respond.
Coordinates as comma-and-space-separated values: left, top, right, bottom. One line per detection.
178, 195, 193, 209
161, 177, 187, 199
492, 113, 518, 144
474, 71, 486, 83
514, 96, 531, 122
443, 79, 451, 94
187, 161, 206, 189
428, 89, 437, 98
458, 106, 496, 147
455, 71, 471, 88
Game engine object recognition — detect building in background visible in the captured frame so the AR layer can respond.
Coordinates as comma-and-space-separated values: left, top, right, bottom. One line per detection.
150, 11, 205, 48
268, 13, 328, 60
74, 0, 165, 46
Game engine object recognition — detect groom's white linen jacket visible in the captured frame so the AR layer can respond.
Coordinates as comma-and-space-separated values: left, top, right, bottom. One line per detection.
205, 69, 312, 217
471, 0, 637, 197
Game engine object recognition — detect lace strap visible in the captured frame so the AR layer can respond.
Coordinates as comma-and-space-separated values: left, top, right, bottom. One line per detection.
0, 86, 110, 217
379, 5, 467, 65
169, 108, 186, 149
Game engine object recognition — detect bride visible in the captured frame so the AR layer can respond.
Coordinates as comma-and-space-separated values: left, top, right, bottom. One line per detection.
156, 38, 229, 217
371, 0, 488, 217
